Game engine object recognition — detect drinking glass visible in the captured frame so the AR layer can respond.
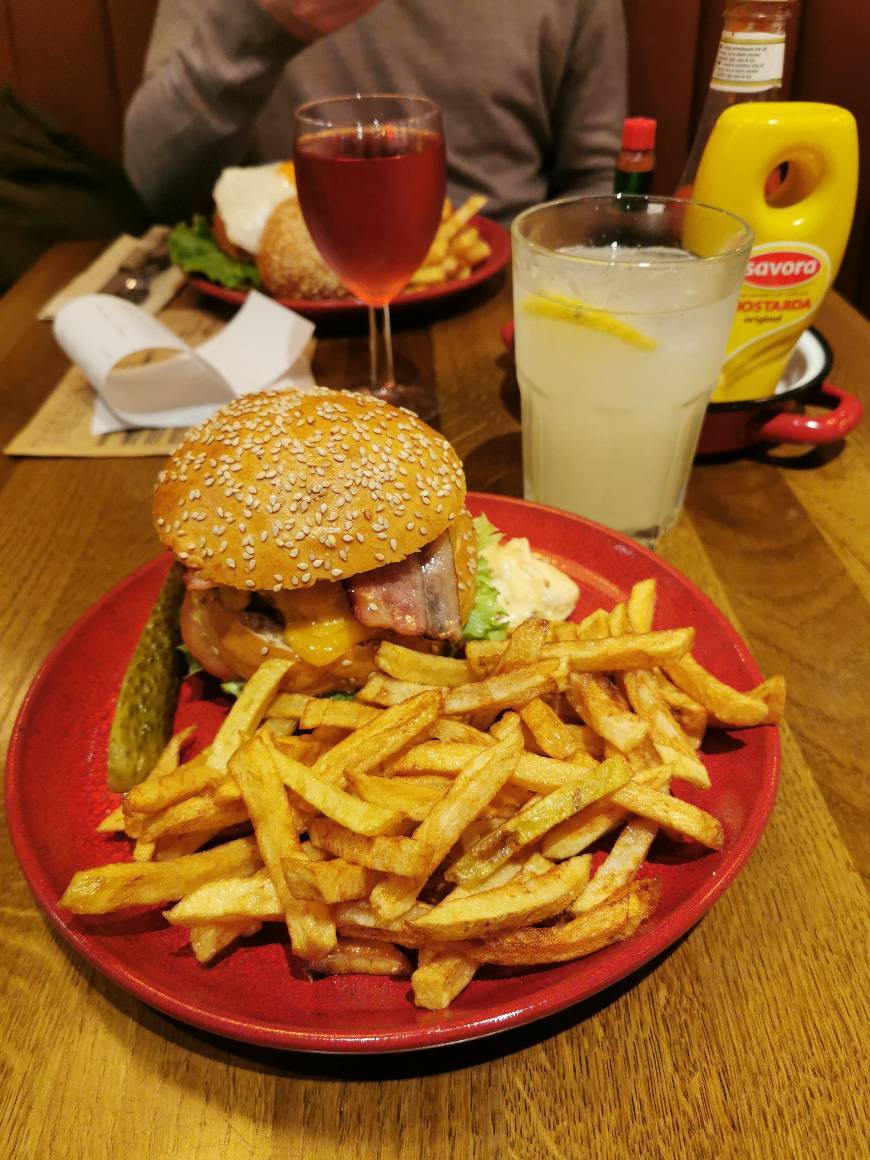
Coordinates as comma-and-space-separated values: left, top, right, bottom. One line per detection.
512, 195, 752, 547
294, 94, 446, 419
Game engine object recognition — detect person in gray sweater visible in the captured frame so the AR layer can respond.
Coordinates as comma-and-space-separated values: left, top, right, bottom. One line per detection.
125, 0, 627, 226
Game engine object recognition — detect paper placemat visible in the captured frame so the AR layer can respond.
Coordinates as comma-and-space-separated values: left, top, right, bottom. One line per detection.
38, 231, 185, 321
6, 306, 315, 458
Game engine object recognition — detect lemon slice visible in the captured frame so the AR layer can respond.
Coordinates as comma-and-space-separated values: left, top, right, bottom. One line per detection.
523, 293, 657, 351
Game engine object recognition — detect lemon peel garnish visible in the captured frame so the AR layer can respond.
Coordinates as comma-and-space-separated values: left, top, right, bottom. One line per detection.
523, 293, 658, 351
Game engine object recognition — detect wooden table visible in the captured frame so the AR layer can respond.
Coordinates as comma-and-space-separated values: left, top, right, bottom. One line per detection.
1, 244, 867, 1159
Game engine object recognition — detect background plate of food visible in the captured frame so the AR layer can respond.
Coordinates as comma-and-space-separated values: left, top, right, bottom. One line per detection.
169, 162, 510, 319
6, 450, 784, 1053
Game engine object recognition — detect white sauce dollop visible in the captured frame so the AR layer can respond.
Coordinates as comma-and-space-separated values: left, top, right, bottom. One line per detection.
482, 538, 579, 629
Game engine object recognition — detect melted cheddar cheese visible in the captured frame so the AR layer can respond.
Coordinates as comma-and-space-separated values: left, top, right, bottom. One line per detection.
271, 584, 369, 666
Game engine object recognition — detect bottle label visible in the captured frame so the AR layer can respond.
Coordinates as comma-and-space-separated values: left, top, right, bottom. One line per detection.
710, 32, 785, 93
714, 241, 831, 403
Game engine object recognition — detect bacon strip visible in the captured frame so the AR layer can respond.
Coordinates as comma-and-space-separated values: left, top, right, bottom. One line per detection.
346, 532, 462, 640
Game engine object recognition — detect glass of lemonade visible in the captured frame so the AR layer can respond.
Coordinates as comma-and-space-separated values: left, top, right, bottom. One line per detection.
512, 195, 752, 547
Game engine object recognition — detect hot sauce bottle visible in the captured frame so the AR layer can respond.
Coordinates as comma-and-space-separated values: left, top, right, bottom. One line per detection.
613, 118, 656, 196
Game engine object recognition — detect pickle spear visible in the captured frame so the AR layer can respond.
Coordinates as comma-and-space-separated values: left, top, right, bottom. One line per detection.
107, 562, 185, 792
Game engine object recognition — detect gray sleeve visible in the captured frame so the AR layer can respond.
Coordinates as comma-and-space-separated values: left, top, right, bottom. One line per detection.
548, 0, 627, 198
124, 0, 303, 219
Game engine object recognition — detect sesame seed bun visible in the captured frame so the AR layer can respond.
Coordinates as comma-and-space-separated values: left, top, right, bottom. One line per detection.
153, 388, 467, 592
256, 199, 350, 301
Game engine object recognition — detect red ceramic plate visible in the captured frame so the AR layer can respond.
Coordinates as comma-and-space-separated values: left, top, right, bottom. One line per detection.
6, 494, 779, 1054
188, 216, 510, 319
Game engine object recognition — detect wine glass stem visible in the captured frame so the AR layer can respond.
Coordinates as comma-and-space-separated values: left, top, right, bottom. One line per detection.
382, 304, 395, 389
367, 305, 379, 391
366, 304, 396, 394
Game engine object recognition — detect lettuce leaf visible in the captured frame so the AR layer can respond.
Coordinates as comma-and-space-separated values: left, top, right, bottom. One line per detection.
462, 515, 510, 640
220, 679, 247, 699
168, 216, 262, 290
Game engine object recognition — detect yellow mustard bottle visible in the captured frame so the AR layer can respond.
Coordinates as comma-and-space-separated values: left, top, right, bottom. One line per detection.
692, 102, 858, 403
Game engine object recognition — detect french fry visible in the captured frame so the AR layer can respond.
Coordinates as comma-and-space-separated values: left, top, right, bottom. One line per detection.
298, 700, 380, 731
375, 641, 473, 686
412, 944, 479, 1010
540, 764, 672, 859
307, 939, 412, 978
281, 856, 380, 904
627, 579, 657, 634
125, 752, 221, 816
263, 734, 407, 836
269, 692, 314, 720
60, 835, 262, 914
348, 770, 448, 822
663, 654, 770, 728
229, 736, 335, 959
491, 618, 549, 675
471, 878, 661, 965
544, 629, 694, 672
654, 674, 708, 744
334, 900, 434, 948
368, 731, 523, 922
312, 690, 443, 783
570, 818, 659, 915
442, 660, 561, 715
209, 659, 291, 771
306, 818, 432, 876
610, 781, 723, 849
413, 856, 590, 941
115, 726, 199, 818
445, 756, 634, 887
133, 793, 249, 843
356, 675, 429, 706
568, 672, 649, 753
577, 608, 611, 640
519, 697, 578, 760
166, 869, 281, 925
189, 920, 262, 964
750, 675, 786, 724
431, 718, 496, 745
622, 669, 710, 788
390, 741, 597, 791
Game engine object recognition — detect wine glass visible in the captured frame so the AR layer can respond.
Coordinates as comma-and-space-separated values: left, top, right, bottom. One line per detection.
294, 94, 446, 419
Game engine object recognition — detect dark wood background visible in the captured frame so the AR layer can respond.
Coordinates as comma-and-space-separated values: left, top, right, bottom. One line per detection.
0, 0, 867, 311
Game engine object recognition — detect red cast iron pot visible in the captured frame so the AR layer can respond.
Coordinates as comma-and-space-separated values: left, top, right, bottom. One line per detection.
696, 329, 861, 454
500, 323, 862, 456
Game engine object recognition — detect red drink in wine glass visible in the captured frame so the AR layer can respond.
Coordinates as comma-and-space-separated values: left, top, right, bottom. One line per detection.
294, 95, 446, 420
295, 126, 446, 306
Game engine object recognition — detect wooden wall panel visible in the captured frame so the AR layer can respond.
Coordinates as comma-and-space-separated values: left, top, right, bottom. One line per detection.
791, 0, 869, 311
623, 0, 703, 194
2, 0, 120, 159
0, 1, 20, 88
105, 0, 160, 112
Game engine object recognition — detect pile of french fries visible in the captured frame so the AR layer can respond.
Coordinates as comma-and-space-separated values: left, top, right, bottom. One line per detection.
407, 195, 492, 290
61, 579, 784, 1011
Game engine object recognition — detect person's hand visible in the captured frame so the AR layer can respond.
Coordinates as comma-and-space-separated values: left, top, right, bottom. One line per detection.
257, 0, 383, 41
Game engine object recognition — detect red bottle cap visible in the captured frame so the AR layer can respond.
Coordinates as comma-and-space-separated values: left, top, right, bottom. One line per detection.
621, 117, 656, 151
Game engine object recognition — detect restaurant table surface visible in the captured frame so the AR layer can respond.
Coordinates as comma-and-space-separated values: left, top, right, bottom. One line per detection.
0, 243, 867, 1160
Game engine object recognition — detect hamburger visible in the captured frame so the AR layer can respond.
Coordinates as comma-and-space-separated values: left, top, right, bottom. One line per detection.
210, 163, 348, 300
153, 389, 476, 695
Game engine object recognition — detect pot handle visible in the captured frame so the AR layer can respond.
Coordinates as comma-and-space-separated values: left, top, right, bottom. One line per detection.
752, 383, 863, 445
